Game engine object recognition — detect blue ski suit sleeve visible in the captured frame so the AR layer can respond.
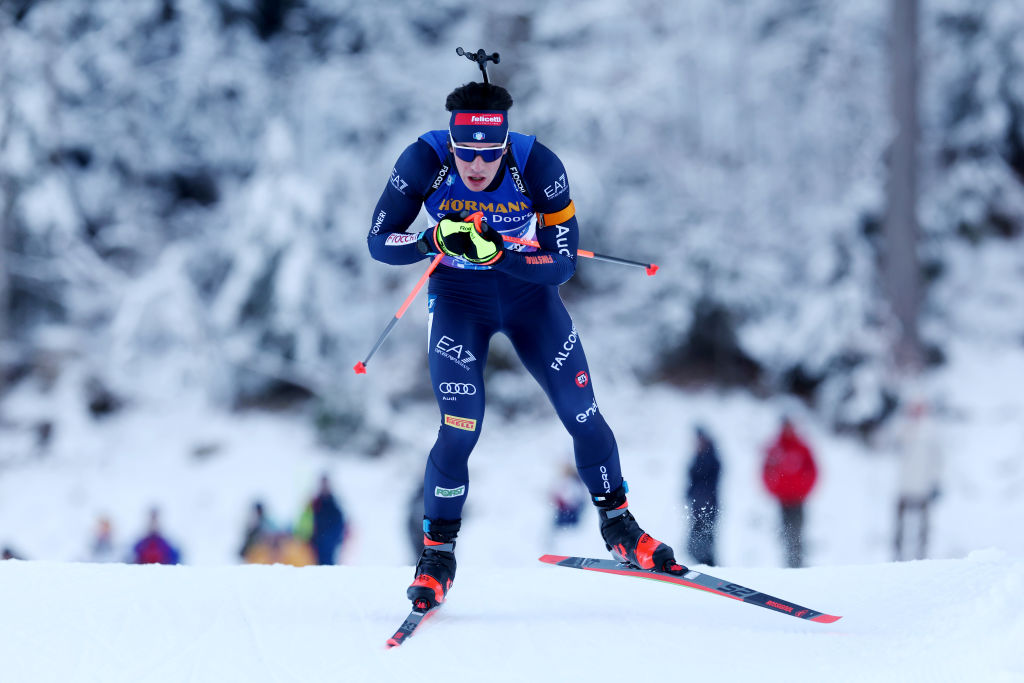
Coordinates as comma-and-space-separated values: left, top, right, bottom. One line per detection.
367, 140, 439, 265
491, 141, 580, 286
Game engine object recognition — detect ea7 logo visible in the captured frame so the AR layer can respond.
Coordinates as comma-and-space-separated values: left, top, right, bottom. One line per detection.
435, 335, 477, 370
543, 173, 568, 199
390, 168, 409, 194
436, 335, 472, 359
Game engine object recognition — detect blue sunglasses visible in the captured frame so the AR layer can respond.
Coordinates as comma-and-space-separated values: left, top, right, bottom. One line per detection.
449, 133, 507, 163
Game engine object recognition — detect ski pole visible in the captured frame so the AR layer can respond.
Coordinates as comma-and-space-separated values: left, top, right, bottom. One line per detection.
500, 235, 659, 276
353, 253, 444, 375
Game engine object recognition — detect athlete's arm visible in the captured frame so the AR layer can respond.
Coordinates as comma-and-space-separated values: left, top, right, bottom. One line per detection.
367, 140, 439, 265
491, 141, 579, 285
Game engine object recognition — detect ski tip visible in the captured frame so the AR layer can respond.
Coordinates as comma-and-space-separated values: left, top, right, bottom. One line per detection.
353, 362, 367, 375
539, 554, 570, 564
811, 614, 842, 624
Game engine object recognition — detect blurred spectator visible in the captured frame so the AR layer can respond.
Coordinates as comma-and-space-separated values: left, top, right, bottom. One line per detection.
238, 500, 274, 560
86, 515, 121, 563
2, 546, 24, 560
551, 464, 587, 529
762, 417, 818, 568
238, 499, 317, 566
131, 508, 181, 565
894, 400, 944, 561
685, 425, 722, 566
34, 419, 54, 457
243, 532, 317, 566
546, 462, 588, 551
296, 474, 347, 565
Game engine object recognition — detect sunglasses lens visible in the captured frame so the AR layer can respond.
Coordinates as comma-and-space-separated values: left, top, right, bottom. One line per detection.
454, 146, 503, 162
479, 148, 503, 162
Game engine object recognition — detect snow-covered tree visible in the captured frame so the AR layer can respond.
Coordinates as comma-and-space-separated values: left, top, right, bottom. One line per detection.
1, 0, 1021, 443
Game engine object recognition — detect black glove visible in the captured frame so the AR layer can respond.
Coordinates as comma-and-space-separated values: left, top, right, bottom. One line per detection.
417, 211, 504, 265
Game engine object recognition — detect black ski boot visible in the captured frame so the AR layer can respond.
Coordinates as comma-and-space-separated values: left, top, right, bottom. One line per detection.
407, 518, 460, 609
594, 485, 686, 575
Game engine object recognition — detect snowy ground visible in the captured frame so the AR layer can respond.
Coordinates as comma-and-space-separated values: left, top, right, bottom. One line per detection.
1, 551, 1021, 682
1, 327, 1023, 682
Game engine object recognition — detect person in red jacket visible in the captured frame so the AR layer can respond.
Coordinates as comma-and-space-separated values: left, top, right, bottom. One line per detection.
762, 417, 818, 567
131, 507, 181, 565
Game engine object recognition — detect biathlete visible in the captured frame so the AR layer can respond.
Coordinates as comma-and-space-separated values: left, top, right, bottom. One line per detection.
367, 79, 685, 610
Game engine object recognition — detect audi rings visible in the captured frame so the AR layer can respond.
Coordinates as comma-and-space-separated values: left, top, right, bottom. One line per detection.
438, 382, 477, 395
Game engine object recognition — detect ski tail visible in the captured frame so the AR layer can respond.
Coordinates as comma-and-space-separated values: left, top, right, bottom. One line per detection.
539, 554, 841, 624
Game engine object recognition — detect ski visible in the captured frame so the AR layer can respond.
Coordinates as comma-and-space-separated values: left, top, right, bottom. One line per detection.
385, 603, 441, 648
539, 554, 841, 624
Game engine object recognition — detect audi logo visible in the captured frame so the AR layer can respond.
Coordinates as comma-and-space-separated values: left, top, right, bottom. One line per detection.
438, 383, 477, 395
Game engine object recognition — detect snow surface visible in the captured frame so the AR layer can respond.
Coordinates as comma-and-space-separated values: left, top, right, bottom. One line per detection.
1, 551, 1021, 682
1, 354, 1023, 681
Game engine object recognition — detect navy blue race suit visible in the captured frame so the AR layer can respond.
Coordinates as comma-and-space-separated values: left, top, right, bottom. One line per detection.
368, 130, 623, 520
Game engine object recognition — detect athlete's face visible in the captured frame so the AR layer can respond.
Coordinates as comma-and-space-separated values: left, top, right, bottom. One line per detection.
450, 141, 507, 192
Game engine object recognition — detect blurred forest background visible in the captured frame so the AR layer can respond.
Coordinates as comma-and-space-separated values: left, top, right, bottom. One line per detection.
1, 0, 1022, 458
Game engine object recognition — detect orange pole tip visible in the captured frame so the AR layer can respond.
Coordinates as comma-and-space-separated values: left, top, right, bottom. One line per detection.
353, 362, 367, 374
646, 264, 659, 276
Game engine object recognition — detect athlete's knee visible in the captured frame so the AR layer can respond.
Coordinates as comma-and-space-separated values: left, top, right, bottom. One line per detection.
428, 419, 482, 472
562, 407, 612, 442
438, 413, 482, 446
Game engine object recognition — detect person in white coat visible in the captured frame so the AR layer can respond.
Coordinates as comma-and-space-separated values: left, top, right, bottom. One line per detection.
894, 400, 944, 561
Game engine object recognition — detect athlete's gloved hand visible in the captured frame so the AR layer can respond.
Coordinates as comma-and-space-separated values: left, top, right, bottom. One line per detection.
417, 211, 504, 265
466, 214, 505, 265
